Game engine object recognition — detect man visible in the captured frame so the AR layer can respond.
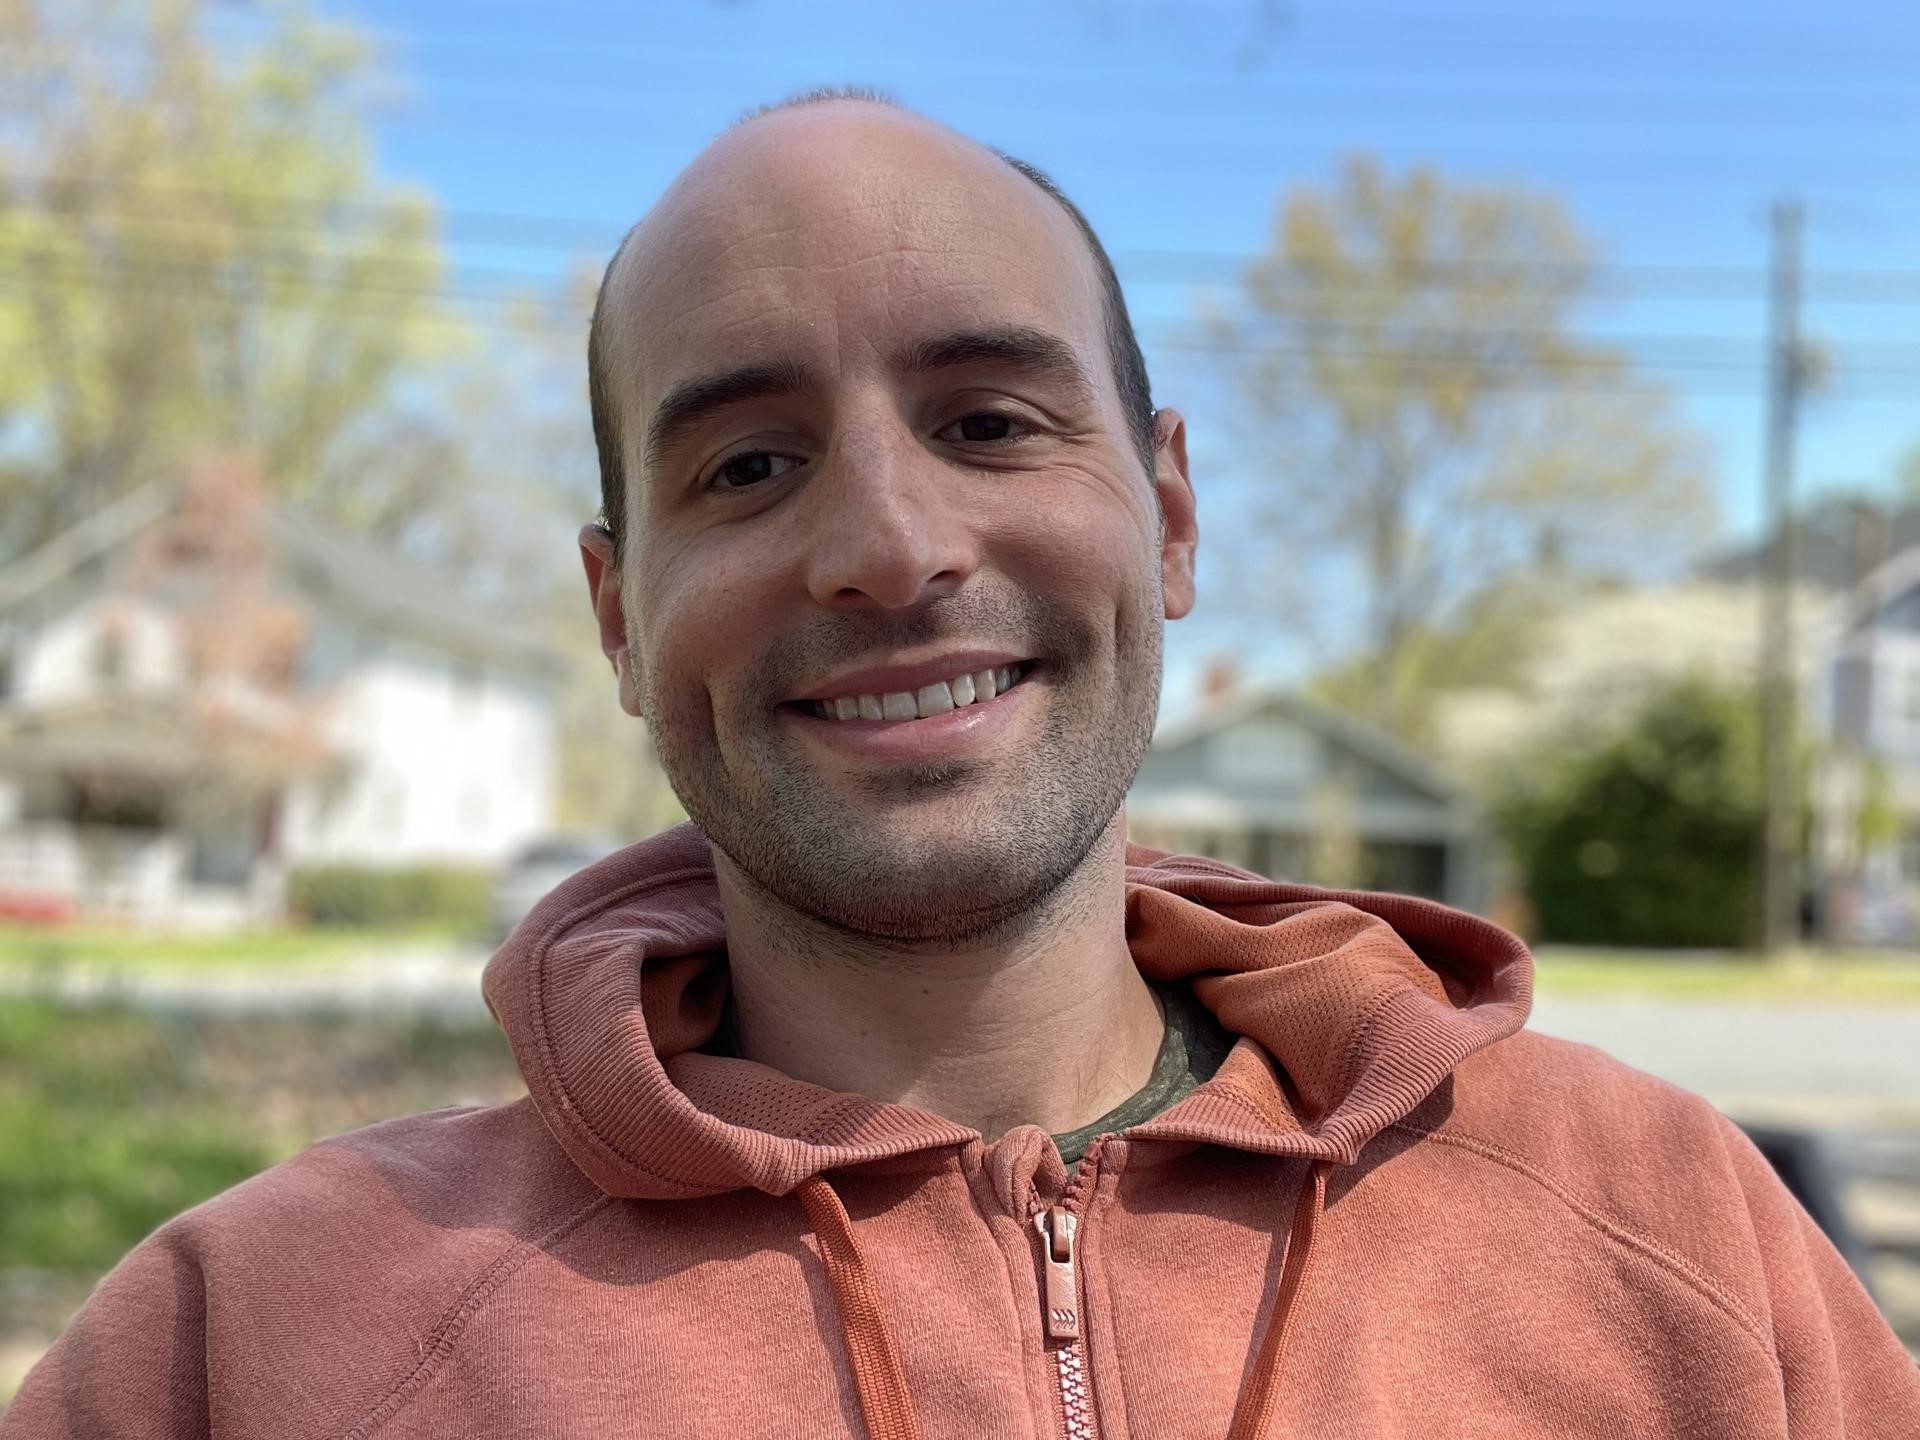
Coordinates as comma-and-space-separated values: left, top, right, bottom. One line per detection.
8, 93, 1918, 1440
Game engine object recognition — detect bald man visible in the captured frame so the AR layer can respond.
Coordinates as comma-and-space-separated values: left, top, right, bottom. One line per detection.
9, 93, 1917, 1440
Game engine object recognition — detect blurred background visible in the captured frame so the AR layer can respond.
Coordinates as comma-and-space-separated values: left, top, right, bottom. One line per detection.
2, 0, 1918, 1389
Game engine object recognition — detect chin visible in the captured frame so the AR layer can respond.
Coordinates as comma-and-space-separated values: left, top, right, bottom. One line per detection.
718, 791, 1115, 948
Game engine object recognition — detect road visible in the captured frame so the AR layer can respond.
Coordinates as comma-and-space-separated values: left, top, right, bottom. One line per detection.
1529, 993, 1920, 1125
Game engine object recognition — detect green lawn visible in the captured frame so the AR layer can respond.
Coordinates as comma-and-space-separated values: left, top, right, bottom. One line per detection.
1533, 947, 1920, 1003
0, 922, 474, 974
0, 996, 523, 1395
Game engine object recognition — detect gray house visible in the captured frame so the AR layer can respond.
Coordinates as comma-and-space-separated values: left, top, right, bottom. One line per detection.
1126, 687, 1483, 909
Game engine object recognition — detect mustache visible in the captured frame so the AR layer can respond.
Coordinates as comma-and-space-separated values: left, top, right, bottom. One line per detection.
747, 589, 1093, 698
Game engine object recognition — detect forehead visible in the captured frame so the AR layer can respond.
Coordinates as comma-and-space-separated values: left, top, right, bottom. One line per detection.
602, 107, 1107, 418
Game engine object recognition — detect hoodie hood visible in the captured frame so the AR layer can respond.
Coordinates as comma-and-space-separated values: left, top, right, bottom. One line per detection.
482, 823, 1531, 1202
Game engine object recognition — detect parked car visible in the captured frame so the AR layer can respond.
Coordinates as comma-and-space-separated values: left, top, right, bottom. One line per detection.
492, 833, 626, 941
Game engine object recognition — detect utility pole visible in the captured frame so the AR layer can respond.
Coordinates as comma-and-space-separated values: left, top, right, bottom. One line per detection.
1759, 200, 1805, 958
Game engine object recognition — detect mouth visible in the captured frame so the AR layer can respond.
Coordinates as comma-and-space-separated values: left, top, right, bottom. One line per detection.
794, 661, 1035, 723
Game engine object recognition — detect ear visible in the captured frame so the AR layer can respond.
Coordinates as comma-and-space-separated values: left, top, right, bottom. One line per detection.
1150, 408, 1198, 620
578, 523, 645, 717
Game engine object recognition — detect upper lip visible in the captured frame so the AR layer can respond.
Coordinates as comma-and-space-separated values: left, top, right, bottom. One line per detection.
793, 650, 1031, 702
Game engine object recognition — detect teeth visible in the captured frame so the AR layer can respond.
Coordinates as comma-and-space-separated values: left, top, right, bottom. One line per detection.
812, 662, 1025, 721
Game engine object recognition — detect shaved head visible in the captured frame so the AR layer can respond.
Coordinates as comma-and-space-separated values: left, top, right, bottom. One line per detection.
587, 91, 1154, 558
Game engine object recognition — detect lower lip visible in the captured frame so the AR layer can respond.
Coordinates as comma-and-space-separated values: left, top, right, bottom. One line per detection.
784, 673, 1035, 760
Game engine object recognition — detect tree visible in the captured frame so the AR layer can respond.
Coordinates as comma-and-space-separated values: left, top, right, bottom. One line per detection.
0, 0, 575, 599
1209, 154, 1714, 737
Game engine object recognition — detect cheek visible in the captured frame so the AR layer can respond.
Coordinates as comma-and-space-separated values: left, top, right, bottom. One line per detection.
634, 543, 778, 707
996, 485, 1158, 615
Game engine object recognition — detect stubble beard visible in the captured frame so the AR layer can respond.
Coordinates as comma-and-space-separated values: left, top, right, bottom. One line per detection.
639, 591, 1163, 949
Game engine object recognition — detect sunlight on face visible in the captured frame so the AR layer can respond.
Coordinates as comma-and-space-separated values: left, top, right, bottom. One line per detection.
603, 104, 1191, 943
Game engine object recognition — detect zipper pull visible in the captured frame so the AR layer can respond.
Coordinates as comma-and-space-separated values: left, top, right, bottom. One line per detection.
1036, 1205, 1081, 1341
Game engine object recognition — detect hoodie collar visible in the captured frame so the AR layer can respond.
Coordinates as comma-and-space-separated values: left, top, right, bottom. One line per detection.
483, 824, 1531, 1200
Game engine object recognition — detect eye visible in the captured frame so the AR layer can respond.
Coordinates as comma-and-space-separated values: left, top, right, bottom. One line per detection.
936, 413, 1030, 444
710, 452, 804, 490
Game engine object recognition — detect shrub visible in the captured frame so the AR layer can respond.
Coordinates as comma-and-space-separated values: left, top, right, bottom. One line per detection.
1495, 680, 1775, 948
284, 864, 493, 931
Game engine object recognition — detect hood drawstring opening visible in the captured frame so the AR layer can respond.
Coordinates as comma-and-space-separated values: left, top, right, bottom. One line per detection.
799, 1160, 1328, 1440
797, 1175, 924, 1440
1225, 1159, 1330, 1440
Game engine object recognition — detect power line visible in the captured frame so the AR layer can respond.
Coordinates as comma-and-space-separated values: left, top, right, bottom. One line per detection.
184, 8, 1920, 73
7, 258, 1920, 403
15, 182, 1920, 305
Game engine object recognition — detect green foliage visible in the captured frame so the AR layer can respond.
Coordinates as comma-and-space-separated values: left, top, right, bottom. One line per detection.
0, 1001, 268, 1277
1496, 680, 1767, 947
285, 864, 493, 931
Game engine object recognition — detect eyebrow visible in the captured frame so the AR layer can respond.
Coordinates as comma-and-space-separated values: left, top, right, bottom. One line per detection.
640, 326, 1094, 475
893, 326, 1096, 402
643, 357, 815, 473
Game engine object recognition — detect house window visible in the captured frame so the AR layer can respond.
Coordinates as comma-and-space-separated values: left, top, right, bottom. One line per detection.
92, 626, 126, 686
1901, 664, 1920, 733
1214, 722, 1313, 787
188, 814, 255, 888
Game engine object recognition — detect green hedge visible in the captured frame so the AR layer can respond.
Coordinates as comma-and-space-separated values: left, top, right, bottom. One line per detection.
285, 864, 493, 931
1495, 680, 1774, 949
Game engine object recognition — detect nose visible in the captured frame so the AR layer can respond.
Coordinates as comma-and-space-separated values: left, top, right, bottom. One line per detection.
800, 418, 980, 611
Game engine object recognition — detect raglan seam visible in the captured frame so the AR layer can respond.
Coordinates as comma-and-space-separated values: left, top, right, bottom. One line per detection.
1389, 1121, 1775, 1353
342, 1191, 618, 1439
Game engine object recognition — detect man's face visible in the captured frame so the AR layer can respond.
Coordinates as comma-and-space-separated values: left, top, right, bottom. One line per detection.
586, 106, 1196, 943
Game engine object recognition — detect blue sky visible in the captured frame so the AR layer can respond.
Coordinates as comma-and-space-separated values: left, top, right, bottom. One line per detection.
336, 0, 1920, 696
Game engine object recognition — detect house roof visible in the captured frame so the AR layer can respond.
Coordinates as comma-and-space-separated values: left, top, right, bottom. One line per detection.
1697, 497, 1918, 592
0, 485, 173, 614
1147, 686, 1465, 806
0, 482, 567, 679
262, 510, 566, 677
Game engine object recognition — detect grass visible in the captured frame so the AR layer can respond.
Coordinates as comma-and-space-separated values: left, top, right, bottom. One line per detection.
0, 1001, 271, 1279
0, 996, 523, 1377
0, 921, 475, 974
1533, 947, 1920, 1003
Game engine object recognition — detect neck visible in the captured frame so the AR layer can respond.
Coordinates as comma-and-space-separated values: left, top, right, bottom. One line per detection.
715, 822, 1165, 1140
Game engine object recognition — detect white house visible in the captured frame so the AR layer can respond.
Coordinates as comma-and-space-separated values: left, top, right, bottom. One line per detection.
0, 482, 566, 927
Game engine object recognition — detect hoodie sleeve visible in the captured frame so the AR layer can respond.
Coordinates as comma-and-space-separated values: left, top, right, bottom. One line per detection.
1, 1223, 210, 1440
1718, 1114, 1920, 1436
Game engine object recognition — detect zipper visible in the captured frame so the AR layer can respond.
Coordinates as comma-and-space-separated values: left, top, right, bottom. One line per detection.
1036, 1204, 1097, 1439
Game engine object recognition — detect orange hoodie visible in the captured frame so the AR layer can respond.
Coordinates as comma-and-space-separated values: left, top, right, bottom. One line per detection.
7, 824, 1917, 1438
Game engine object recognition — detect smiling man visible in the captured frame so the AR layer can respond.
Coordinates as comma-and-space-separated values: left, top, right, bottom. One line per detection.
8, 93, 1918, 1440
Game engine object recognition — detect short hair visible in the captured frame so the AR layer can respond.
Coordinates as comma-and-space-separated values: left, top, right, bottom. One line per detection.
588, 89, 1157, 558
